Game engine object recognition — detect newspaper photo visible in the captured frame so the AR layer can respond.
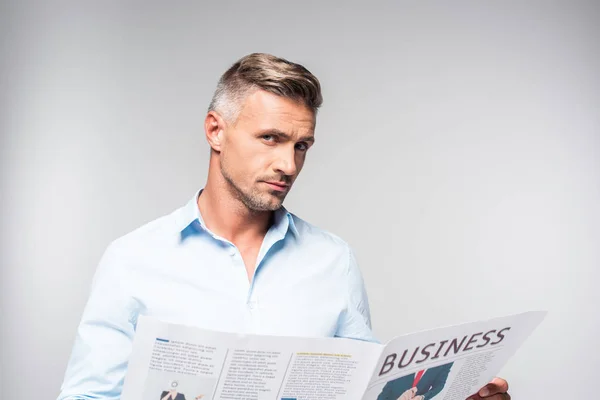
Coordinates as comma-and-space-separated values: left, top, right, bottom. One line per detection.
120, 311, 546, 400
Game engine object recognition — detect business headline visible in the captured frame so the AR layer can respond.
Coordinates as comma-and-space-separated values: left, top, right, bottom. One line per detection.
378, 327, 511, 376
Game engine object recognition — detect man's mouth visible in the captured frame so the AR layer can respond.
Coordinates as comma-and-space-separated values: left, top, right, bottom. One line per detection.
263, 181, 290, 192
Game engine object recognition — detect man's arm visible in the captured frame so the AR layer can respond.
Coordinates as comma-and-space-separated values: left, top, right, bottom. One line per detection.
375, 380, 401, 400
57, 241, 142, 400
334, 245, 379, 343
421, 363, 452, 400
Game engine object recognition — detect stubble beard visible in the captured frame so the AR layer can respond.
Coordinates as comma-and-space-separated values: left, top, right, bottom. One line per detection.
220, 161, 286, 212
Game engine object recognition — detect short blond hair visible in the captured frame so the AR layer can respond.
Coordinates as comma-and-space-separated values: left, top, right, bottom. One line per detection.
208, 53, 323, 122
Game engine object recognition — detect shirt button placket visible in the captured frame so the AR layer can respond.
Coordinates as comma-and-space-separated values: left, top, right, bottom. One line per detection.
227, 246, 251, 308
247, 298, 260, 333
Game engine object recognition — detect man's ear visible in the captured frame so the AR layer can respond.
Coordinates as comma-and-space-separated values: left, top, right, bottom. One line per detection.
204, 111, 226, 152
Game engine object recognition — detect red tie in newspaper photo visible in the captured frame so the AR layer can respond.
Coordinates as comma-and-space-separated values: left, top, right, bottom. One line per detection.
413, 369, 425, 388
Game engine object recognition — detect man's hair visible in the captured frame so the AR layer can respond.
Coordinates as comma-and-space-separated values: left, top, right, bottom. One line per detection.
208, 53, 322, 123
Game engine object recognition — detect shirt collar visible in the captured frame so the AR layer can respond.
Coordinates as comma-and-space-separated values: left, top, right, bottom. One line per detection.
177, 189, 299, 242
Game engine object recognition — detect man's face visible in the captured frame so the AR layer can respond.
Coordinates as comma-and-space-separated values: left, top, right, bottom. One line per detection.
218, 90, 315, 211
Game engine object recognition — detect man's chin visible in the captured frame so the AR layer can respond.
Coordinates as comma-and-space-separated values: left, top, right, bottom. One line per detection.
262, 198, 284, 211
249, 203, 282, 212
243, 193, 285, 212
264, 194, 287, 210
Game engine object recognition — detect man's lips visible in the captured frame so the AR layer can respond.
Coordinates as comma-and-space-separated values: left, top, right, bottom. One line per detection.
263, 181, 290, 191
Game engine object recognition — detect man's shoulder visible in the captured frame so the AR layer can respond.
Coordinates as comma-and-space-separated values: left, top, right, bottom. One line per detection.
106, 206, 182, 255
288, 212, 352, 251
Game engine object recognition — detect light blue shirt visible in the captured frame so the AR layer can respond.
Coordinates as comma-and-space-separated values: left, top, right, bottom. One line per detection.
58, 190, 376, 400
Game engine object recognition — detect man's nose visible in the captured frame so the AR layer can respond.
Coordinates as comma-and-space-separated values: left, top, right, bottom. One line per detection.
273, 146, 298, 176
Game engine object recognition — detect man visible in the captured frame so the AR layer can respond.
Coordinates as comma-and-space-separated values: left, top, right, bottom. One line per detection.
160, 381, 186, 400
57, 53, 510, 400
377, 363, 453, 400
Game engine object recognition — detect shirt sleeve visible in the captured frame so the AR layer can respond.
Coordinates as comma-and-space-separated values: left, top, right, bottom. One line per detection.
422, 364, 452, 400
57, 241, 142, 400
334, 245, 380, 343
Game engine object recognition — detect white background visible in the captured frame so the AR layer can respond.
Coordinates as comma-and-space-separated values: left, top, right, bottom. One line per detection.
1, 1, 599, 399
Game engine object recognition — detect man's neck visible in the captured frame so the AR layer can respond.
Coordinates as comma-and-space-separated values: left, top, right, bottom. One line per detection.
197, 183, 273, 245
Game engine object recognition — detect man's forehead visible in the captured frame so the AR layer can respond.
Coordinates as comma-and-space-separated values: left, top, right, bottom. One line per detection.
237, 90, 316, 132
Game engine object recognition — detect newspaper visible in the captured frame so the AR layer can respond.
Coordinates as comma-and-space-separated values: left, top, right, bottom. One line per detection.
121, 311, 545, 400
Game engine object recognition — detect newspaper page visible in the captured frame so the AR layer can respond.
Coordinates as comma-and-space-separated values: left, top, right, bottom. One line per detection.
121, 311, 545, 400
121, 317, 382, 400
363, 311, 546, 400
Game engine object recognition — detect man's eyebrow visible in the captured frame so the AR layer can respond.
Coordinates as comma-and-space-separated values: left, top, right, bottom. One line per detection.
259, 129, 315, 142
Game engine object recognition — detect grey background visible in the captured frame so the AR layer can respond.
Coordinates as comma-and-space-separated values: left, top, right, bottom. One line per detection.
1, 1, 599, 399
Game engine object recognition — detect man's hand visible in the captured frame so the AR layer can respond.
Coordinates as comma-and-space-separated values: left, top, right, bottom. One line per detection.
397, 387, 417, 400
468, 377, 510, 399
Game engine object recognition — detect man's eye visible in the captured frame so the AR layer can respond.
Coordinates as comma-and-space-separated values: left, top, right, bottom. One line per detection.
295, 142, 308, 151
261, 135, 275, 142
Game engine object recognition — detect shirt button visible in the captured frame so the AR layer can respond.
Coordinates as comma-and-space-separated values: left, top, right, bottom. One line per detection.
247, 301, 256, 310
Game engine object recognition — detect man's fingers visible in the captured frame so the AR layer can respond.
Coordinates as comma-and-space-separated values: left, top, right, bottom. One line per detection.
490, 377, 509, 393
467, 394, 511, 400
486, 395, 511, 400
479, 377, 509, 396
